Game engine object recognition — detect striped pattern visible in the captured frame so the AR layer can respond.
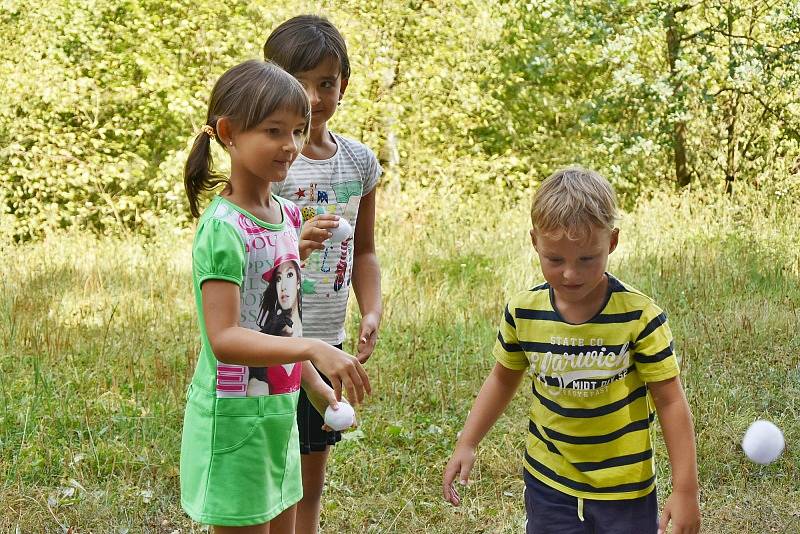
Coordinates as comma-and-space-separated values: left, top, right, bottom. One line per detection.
273, 133, 381, 345
494, 274, 679, 500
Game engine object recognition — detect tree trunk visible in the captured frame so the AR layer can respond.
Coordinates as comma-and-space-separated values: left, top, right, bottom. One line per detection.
724, 3, 738, 195
666, 8, 691, 187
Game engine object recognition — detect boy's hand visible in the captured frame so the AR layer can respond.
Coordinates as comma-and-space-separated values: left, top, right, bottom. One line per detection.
299, 214, 339, 260
356, 312, 380, 363
659, 489, 701, 534
442, 444, 476, 506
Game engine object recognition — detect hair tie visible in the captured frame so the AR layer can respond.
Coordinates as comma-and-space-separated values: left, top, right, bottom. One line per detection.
201, 125, 216, 140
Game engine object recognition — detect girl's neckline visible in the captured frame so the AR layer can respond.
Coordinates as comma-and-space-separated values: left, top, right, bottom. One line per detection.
216, 194, 286, 230
298, 131, 339, 164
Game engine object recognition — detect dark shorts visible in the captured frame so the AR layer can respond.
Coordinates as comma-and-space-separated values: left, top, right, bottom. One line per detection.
524, 470, 658, 534
297, 343, 343, 454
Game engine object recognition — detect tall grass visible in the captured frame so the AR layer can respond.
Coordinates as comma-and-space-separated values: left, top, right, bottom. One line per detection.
1, 186, 798, 532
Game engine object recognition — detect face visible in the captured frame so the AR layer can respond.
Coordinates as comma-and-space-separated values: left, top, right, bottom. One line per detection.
275, 262, 299, 311
531, 226, 619, 307
228, 108, 307, 183
293, 56, 348, 130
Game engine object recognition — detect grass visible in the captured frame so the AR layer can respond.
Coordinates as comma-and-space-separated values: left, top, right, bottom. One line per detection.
1, 187, 799, 533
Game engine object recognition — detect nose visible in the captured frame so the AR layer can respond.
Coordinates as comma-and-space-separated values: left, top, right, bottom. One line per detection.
306, 87, 320, 106
283, 135, 300, 153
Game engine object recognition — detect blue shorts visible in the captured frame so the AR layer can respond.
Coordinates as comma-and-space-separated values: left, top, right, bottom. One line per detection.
524, 470, 658, 534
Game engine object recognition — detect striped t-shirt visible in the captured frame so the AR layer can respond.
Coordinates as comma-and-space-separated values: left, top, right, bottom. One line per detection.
273, 132, 381, 345
493, 274, 680, 500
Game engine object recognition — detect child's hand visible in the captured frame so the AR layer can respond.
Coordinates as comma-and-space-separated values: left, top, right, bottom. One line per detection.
309, 340, 370, 404
356, 312, 380, 363
299, 214, 340, 260
659, 489, 701, 534
442, 444, 476, 506
302, 379, 356, 431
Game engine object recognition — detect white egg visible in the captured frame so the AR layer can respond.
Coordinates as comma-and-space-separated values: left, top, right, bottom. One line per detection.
742, 419, 785, 464
246, 378, 269, 397
324, 402, 356, 431
328, 219, 353, 243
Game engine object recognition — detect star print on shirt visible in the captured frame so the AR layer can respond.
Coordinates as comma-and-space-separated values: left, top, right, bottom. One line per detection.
295, 188, 306, 199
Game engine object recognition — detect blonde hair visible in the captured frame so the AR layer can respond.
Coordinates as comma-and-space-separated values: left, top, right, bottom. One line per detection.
531, 166, 618, 240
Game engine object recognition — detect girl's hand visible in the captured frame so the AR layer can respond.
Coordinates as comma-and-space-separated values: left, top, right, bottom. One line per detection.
302, 379, 355, 431
309, 340, 371, 404
659, 489, 701, 534
299, 214, 340, 260
442, 444, 477, 507
356, 312, 381, 363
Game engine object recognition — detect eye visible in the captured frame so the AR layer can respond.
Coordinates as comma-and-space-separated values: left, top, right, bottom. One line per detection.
580, 256, 595, 262
286, 271, 294, 279
293, 129, 305, 136
267, 128, 281, 135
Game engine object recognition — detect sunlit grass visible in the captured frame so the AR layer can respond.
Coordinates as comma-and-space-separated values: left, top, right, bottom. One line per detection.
1, 187, 798, 532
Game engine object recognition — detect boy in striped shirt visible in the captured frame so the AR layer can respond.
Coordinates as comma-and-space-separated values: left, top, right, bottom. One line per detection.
443, 167, 701, 534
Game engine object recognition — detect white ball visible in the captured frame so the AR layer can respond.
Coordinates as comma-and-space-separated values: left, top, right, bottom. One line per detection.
742, 419, 785, 464
324, 402, 355, 431
328, 219, 353, 243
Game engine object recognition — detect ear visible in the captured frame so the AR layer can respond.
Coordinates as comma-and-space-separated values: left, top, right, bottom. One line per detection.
216, 117, 234, 148
339, 77, 349, 100
529, 228, 539, 251
608, 228, 620, 254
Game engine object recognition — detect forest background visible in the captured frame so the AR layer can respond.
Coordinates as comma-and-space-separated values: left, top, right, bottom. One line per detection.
1, 1, 799, 532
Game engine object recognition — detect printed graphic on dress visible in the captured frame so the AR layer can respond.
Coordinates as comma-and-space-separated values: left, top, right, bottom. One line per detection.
215, 206, 303, 397
248, 256, 303, 396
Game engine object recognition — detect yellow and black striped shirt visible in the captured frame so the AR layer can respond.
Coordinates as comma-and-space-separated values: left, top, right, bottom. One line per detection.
493, 274, 679, 500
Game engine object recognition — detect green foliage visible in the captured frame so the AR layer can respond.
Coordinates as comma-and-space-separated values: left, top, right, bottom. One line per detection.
2, 0, 266, 238
1, 0, 798, 240
488, 0, 800, 198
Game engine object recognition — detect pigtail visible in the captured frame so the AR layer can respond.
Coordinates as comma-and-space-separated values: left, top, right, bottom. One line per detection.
183, 119, 227, 218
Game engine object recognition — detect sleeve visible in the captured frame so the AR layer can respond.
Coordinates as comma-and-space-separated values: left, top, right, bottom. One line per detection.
491, 299, 529, 371
362, 147, 382, 195
192, 218, 246, 287
632, 302, 680, 383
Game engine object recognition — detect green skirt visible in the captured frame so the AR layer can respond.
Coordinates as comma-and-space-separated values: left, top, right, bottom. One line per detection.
180, 384, 302, 526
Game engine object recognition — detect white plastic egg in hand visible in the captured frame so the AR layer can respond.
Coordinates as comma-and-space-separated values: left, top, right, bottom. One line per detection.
324, 402, 356, 431
742, 420, 785, 464
328, 219, 353, 243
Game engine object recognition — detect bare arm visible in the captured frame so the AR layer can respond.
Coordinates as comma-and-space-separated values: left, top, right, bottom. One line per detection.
443, 362, 526, 505
649, 376, 701, 534
202, 279, 370, 403
351, 187, 382, 363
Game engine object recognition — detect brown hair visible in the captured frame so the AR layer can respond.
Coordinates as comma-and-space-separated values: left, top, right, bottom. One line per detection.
184, 60, 310, 217
531, 166, 619, 240
263, 15, 350, 79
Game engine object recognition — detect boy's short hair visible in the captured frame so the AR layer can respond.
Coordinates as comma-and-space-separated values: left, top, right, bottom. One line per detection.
263, 15, 350, 80
531, 166, 619, 239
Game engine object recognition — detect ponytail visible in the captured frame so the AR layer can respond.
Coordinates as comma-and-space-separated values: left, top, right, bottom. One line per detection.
183, 119, 227, 218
